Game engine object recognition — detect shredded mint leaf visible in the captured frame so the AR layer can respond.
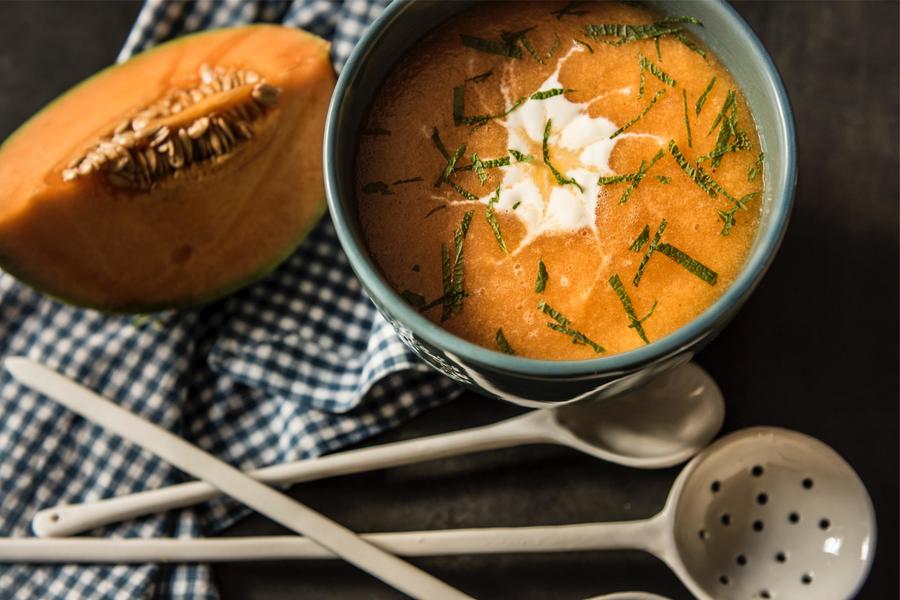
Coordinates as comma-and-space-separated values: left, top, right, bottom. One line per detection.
366, 177, 421, 196
669, 140, 713, 195
695, 76, 716, 115
657, 243, 718, 285
629, 225, 650, 252
401, 290, 427, 309
531, 88, 573, 100
535, 257, 548, 293
439, 144, 479, 200
512, 200, 521, 209
495, 328, 516, 354
460, 27, 532, 59
748, 152, 765, 182
610, 89, 666, 138
707, 88, 736, 135
430, 127, 451, 187
668, 140, 734, 199
619, 149, 665, 204
585, 15, 702, 46
452, 84, 468, 126
458, 155, 510, 173
543, 119, 585, 192
393, 177, 423, 185
586, 22, 677, 43
547, 32, 561, 58
482, 156, 511, 169
538, 301, 605, 353
656, 174, 671, 184
553, 1, 588, 19
639, 52, 676, 98
682, 89, 693, 147
448, 180, 479, 201
671, 31, 706, 58
454, 210, 471, 253
630, 219, 719, 283
669, 141, 751, 228
598, 148, 664, 204
461, 34, 513, 57
455, 85, 526, 129
501, 27, 537, 50
521, 34, 544, 64
458, 26, 536, 61
466, 69, 494, 83
717, 191, 757, 236
445, 144, 466, 180
697, 131, 751, 166
363, 181, 393, 195
361, 127, 391, 136
584, 16, 705, 58
486, 187, 509, 254
609, 274, 654, 344
702, 89, 749, 168
633, 219, 667, 287
598, 172, 637, 185
454, 71, 525, 127
419, 293, 449, 313
509, 148, 533, 162
574, 38, 594, 53
522, 31, 561, 64
430, 127, 450, 160
471, 153, 488, 185
436, 211, 477, 320
425, 204, 448, 218
655, 36, 662, 61
538, 300, 571, 326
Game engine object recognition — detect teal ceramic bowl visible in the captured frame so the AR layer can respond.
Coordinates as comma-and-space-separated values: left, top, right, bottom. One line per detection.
324, 0, 796, 407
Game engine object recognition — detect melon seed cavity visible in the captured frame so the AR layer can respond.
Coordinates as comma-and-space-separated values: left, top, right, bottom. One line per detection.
62, 65, 281, 190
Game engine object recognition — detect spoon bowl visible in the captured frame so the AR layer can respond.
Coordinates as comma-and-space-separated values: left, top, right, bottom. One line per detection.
667, 428, 876, 600
553, 362, 724, 468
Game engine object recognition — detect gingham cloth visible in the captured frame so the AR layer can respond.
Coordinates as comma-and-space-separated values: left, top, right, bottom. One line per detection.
0, 1, 463, 598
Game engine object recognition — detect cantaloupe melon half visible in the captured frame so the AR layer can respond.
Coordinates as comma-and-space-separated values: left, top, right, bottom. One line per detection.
0, 25, 335, 312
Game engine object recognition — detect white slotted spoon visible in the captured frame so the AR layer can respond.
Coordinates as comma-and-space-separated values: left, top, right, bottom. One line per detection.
0, 427, 875, 600
32, 362, 723, 538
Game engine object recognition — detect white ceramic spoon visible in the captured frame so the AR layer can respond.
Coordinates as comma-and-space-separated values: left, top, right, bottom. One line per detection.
32, 362, 724, 538
5, 357, 472, 600
2, 427, 875, 600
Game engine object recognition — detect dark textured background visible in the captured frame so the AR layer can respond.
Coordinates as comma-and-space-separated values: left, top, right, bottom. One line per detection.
0, 2, 896, 599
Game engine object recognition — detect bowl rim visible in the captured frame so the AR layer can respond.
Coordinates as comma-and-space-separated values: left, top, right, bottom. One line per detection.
324, 0, 797, 377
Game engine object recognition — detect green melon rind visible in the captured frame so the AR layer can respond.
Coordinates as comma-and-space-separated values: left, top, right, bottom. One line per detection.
0, 25, 332, 313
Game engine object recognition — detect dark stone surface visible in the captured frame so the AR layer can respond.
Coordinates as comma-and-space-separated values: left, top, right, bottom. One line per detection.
0, 1, 896, 599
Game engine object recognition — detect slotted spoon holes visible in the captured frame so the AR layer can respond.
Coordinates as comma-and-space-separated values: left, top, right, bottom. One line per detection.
672, 429, 874, 600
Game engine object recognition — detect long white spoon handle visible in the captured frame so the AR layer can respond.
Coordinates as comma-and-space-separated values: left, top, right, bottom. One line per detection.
33, 409, 551, 538
6, 357, 472, 600
0, 520, 664, 562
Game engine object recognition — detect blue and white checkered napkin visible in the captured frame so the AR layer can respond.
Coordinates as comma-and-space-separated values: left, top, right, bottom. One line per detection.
0, 1, 462, 598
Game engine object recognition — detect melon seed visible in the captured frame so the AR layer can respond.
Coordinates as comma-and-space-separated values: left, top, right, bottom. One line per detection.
178, 129, 193, 163
187, 117, 209, 139
251, 82, 280, 106
62, 64, 280, 189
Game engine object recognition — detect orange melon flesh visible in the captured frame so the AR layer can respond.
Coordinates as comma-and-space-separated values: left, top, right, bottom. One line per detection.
0, 25, 335, 311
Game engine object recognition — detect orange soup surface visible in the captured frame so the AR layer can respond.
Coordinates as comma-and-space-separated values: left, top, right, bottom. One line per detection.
356, 1, 764, 360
